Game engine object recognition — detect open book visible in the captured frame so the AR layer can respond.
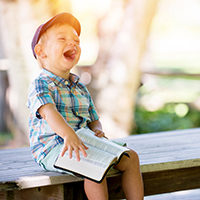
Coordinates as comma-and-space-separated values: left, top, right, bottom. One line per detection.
54, 128, 130, 183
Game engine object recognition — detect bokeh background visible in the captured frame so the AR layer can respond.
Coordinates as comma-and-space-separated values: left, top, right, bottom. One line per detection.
1, 0, 200, 148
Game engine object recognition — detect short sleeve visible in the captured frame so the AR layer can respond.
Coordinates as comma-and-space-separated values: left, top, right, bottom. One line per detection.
88, 96, 99, 121
27, 79, 55, 118
79, 83, 99, 122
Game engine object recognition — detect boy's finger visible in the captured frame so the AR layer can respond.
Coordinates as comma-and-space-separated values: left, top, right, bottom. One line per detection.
74, 147, 80, 161
61, 145, 68, 157
99, 132, 104, 137
94, 130, 101, 135
80, 145, 88, 157
68, 146, 72, 159
82, 142, 89, 150
96, 131, 104, 137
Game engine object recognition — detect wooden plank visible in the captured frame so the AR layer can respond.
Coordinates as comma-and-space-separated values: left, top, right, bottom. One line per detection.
2, 165, 199, 200
114, 128, 200, 172
145, 189, 200, 200
116, 130, 200, 149
141, 158, 200, 173
0, 184, 65, 200
106, 166, 200, 198
0, 147, 30, 155
142, 166, 200, 196
16, 172, 82, 189
0, 128, 200, 197
118, 129, 200, 151
0, 191, 6, 200
0, 171, 82, 190
0, 182, 18, 191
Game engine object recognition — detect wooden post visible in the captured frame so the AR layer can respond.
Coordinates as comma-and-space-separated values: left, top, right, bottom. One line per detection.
64, 181, 87, 200
0, 69, 10, 133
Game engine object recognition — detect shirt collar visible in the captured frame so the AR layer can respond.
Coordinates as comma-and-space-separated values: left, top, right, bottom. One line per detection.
41, 68, 80, 87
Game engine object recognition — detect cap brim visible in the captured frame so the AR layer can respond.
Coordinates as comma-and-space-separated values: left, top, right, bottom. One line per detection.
41, 13, 81, 38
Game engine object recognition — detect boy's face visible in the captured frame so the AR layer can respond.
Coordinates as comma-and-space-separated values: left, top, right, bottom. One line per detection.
37, 23, 81, 78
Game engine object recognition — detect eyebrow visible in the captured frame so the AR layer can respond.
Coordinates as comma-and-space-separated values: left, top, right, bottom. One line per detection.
56, 32, 66, 36
56, 31, 79, 38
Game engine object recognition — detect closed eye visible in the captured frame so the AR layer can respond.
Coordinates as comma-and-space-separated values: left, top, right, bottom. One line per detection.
58, 38, 66, 41
75, 39, 80, 45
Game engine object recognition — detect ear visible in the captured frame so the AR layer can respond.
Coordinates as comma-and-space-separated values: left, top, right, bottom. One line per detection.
34, 44, 46, 58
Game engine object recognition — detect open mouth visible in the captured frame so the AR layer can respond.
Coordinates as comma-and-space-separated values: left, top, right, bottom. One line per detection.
63, 49, 76, 60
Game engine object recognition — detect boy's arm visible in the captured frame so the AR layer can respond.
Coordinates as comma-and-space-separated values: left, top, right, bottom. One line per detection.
38, 103, 88, 161
88, 120, 108, 139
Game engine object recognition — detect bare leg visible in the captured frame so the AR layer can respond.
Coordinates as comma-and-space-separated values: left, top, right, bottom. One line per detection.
114, 149, 144, 200
84, 177, 108, 200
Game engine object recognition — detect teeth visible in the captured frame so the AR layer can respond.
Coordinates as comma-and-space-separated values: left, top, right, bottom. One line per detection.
71, 50, 76, 55
64, 49, 75, 56
64, 49, 76, 59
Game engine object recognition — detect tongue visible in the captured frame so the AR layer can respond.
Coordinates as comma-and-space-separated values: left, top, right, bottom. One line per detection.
64, 50, 75, 60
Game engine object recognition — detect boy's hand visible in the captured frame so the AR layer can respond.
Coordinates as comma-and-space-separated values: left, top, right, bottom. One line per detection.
94, 129, 108, 139
61, 131, 88, 162
88, 120, 108, 139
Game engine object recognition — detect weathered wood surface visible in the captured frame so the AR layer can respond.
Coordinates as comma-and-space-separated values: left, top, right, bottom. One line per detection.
114, 128, 200, 197
0, 128, 200, 199
145, 188, 200, 200
116, 128, 200, 172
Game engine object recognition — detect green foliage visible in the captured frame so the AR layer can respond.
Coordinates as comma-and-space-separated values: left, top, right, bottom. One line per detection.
0, 132, 13, 146
133, 104, 200, 134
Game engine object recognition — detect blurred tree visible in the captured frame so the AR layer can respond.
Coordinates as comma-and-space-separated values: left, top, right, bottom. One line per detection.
0, 24, 10, 133
0, 70, 10, 133
0, 0, 72, 146
0, 0, 159, 147
89, 0, 159, 138
0, 0, 31, 146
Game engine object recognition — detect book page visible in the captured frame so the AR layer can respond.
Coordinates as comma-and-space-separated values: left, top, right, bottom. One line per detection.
64, 145, 117, 168
76, 128, 129, 159
55, 151, 116, 182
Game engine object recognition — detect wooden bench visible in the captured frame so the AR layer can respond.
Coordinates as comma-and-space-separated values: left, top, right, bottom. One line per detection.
0, 128, 200, 199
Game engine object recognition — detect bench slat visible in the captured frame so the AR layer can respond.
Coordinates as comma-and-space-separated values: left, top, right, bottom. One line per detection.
0, 128, 200, 199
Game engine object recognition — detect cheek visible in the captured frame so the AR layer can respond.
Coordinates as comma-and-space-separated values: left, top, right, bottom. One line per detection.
78, 47, 81, 56
49, 44, 63, 58
77, 45, 81, 54
76, 46, 81, 60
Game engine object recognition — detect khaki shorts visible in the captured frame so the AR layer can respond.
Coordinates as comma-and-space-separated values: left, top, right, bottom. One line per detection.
40, 144, 74, 175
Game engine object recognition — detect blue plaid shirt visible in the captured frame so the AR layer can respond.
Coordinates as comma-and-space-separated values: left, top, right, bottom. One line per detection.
27, 69, 99, 164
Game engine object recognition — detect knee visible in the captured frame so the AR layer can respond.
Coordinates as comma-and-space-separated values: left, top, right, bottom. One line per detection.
128, 149, 140, 165
114, 149, 140, 172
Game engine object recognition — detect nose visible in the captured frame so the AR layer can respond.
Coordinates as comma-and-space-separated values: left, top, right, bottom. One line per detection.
68, 40, 76, 46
